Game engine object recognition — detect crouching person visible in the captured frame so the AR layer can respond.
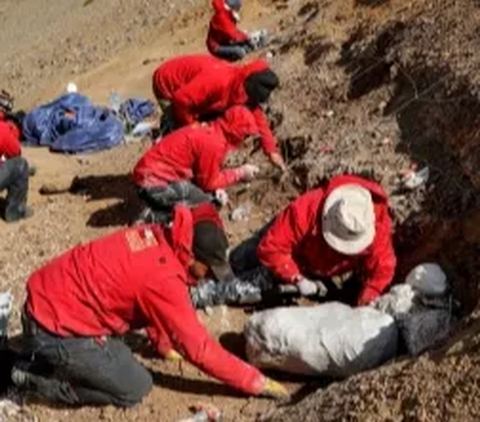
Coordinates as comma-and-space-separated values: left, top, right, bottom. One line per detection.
151, 54, 286, 170
207, 0, 253, 62
133, 106, 261, 216
230, 175, 397, 306
0, 111, 31, 222
12, 205, 288, 407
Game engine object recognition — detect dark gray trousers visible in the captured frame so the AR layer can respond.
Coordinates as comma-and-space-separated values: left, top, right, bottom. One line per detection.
0, 156, 29, 222
138, 182, 214, 210
20, 314, 152, 407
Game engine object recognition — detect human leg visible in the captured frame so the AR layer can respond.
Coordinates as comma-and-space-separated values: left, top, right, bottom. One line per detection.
0, 157, 31, 222
138, 182, 214, 210
14, 316, 152, 407
214, 45, 247, 62
229, 219, 274, 275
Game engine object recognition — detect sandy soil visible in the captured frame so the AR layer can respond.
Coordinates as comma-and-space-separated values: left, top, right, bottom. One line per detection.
0, 0, 479, 421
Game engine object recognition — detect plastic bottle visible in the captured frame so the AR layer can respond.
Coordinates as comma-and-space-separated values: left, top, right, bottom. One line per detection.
108, 92, 123, 113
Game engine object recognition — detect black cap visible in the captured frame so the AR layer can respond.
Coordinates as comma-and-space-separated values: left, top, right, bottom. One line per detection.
193, 221, 236, 283
244, 69, 279, 105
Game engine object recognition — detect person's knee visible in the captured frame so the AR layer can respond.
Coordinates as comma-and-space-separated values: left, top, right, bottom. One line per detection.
215, 46, 245, 62
9, 157, 29, 177
114, 370, 153, 407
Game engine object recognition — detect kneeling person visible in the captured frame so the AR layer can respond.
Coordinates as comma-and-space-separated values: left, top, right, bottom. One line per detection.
12, 205, 287, 407
207, 0, 253, 62
0, 110, 31, 222
133, 106, 260, 213
230, 175, 397, 306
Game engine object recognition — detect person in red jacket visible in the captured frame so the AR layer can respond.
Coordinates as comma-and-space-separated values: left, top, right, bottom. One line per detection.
133, 105, 261, 214
207, 0, 253, 62
0, 111, 32, 222
11, 204, 288, 407
229, 175, 397, 306
152, 54, 286, 170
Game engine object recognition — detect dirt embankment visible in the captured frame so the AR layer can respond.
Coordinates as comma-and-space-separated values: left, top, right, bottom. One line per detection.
255, 0, 480, 420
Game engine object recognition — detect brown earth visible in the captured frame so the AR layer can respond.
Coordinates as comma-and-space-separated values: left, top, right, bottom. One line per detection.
0, 0, 479, 421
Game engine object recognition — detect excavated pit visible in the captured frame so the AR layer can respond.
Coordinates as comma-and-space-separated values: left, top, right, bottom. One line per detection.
244, 1, 480, 419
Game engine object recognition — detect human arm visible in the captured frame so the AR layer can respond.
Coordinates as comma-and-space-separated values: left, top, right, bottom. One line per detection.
138, 274, 265, 395
257, 195, 316, 283
212, 12, 250, 44
358, 207, 397, 306
252, 108, 286, 170
194, 142, 243, 191
194, 139, 258, 191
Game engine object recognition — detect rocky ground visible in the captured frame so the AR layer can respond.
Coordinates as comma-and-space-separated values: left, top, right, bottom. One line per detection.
0, 0, 479, 421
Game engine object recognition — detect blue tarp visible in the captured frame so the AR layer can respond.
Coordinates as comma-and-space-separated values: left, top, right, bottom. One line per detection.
119, 98, 155, 125
23, 93, 124, 154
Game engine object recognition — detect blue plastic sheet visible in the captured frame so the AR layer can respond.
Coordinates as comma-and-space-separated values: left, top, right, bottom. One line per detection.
23, 93, 124, 154
119, 98, 155, 125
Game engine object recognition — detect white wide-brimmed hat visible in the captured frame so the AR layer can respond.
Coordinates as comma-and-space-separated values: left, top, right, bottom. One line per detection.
322, 184, 376, 255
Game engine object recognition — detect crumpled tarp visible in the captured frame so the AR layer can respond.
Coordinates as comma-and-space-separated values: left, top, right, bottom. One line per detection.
119, 98, 155, 125
23, 93, 124, 153
245, 303, 398, 377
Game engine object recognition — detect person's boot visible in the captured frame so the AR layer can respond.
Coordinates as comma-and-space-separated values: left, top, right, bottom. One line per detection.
0, 348, 19, 394
5, 206, 33, 223
10, 361, 42, 393
132, 207, 172, 226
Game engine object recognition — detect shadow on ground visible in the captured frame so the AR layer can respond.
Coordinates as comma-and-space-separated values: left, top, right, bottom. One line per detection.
70, 174, 143, 227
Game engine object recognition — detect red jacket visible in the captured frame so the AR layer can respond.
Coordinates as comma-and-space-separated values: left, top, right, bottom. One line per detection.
133, 106, 258, 190
152, 55, 278, 154
0, 112, 21, 158
26, 205, 263, 396
207, 0, 249, 53
257, 175, 397, 305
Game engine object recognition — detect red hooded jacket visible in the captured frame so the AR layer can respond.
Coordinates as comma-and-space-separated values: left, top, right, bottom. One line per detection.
152, 55, 278, 154
257, 175, 397, 305
133, 106, 258, 190
0, 111, 21, 158
26, 205, 264, 396
207, 0, 249, 53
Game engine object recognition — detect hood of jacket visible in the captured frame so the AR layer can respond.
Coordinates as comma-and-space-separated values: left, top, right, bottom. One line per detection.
213, 105, 259, 148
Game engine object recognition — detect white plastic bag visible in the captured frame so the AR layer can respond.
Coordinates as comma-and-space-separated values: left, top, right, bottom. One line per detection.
406, 263, 448, 296
372, 284, 417, 317
245, 302, 398, 377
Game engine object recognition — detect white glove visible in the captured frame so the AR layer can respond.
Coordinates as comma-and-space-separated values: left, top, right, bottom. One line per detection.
214, 189, 229, 207
239, 164, 260, 182
296, 277, 318, 297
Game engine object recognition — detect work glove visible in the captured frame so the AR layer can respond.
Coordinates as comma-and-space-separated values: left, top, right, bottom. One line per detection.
239, 164, 260, 182
293, 276, 328, 297
163, 349, 184, 362
214, 189, 229, 207
259, 377, 290, 399
296, 277, 318, 297
268, 152, 287, 172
